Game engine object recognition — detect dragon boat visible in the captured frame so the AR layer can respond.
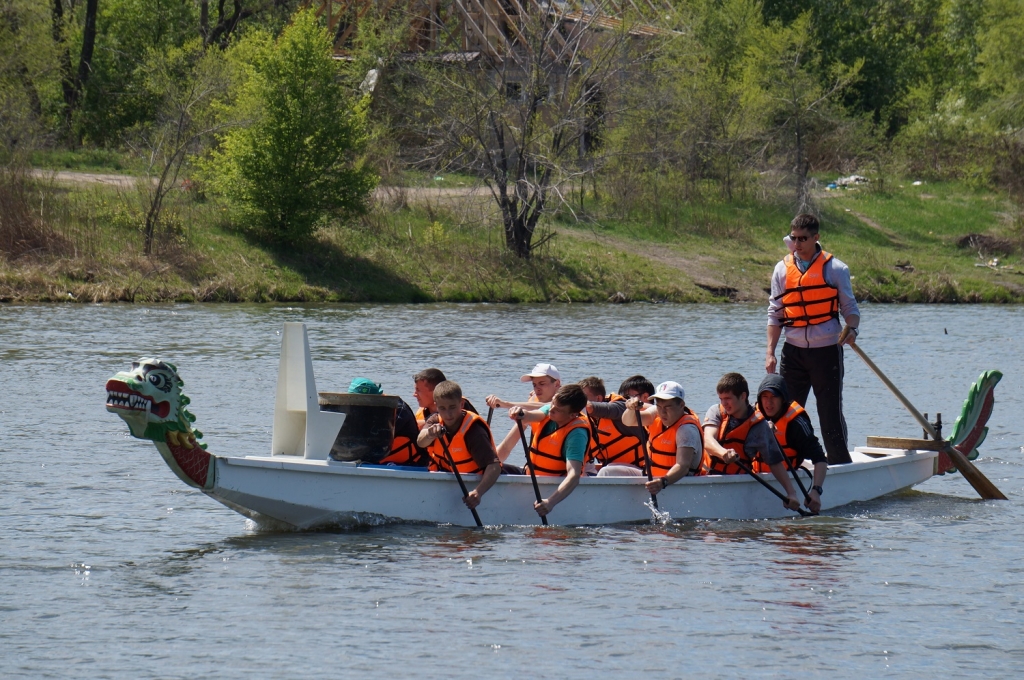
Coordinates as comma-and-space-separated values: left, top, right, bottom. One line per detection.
105, 323, 1002, 528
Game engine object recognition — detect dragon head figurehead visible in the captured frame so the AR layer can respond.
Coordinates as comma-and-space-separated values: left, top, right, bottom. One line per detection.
106, 359, 212, 489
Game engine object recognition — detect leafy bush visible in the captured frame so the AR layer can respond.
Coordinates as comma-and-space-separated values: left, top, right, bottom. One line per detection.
200, 10, 376, 245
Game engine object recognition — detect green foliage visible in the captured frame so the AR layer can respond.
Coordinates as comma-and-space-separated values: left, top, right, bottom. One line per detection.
200, 10, 376, 244
74, 0, 199, 145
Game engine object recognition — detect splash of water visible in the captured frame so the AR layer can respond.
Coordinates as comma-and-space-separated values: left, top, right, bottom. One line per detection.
644, 500, 672, 525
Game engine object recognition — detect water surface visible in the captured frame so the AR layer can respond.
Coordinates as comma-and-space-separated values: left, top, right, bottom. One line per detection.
2, 303, 1023, 677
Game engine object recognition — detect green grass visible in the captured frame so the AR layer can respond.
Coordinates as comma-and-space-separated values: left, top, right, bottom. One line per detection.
30, 149, 143, 175
2, 176, 1022, 304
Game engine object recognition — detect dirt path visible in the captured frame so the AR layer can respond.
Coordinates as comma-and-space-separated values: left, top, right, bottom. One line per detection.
551, 225, 766, 301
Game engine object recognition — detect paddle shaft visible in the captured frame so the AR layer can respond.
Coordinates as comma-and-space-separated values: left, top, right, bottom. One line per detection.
486, 407, 493, 426
632, 407, 659, 510
516, 418, 549, 526
437, 431, 484, 527
846, 339, 1007, 501
734, 458, 813, 517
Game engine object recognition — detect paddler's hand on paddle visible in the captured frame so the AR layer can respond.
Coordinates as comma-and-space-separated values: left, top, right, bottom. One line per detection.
806, 488, 822, 514
423, 422, 445, 443
509, 406, 525, 420
719, 449, 739, 465
783, 493, 802, 512
534, 498, 553, 516
464, 489, 483, 510
486, 394, 505, 409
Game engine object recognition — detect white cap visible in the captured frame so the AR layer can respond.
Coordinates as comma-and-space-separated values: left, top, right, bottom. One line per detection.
520, 363, 560, 382
652, 381, 685, 401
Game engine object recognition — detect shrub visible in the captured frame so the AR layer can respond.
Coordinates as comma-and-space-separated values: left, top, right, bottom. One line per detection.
200, 10, 376, 245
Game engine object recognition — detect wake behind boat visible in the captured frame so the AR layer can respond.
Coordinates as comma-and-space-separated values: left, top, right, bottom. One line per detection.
104, 323, 1000, 528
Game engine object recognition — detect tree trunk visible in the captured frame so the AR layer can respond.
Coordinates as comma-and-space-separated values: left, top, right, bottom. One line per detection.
53, 0, 99, 140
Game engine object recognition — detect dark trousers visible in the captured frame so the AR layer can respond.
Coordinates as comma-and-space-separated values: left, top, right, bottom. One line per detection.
781, 343, 852, 464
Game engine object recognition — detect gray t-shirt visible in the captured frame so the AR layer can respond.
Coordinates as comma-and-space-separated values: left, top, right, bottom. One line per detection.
703, 404, 783, 466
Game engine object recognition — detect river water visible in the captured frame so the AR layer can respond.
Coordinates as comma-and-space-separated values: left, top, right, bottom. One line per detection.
2, 303, 1023, 677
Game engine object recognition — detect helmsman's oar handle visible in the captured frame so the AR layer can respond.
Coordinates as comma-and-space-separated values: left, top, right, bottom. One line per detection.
437, 430, 484, 527
844, 338, 1007, 501
516, 417, 549, 526
734, 458, 813, 517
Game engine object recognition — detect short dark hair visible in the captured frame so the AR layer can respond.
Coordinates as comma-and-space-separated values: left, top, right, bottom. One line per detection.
433, 380, 462, 402
791, 213, 820, 234
553, 384, 588, 414
578, 376, 606, 399
618, 375, 655, 397
413, 368, 446, 388
716, 372, 749, 400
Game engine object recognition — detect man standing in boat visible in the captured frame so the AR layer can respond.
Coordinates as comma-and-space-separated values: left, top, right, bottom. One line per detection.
766, 213, 860, 465
756, 374, 828, 513
417, 381, 501, 510
486, 363, 562, 462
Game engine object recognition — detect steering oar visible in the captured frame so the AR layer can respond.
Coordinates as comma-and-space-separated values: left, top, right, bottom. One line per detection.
437, 430, 484, 527
839, 329, 1006, 500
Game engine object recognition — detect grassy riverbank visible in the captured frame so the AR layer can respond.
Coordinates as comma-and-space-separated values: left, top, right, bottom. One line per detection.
2, 174, 1022, 303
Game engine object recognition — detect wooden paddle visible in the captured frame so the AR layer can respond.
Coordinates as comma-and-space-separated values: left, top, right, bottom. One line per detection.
840, 330, 1006, 500
436, 428, 484, 527
631, 403, 659, 511
515, 417, 549, 526
734, 457, 814, 517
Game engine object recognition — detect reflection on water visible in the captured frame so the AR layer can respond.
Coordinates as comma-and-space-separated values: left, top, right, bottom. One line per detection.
2, 302, 1024, 677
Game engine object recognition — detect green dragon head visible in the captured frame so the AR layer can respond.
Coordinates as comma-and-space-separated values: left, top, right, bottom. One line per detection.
105, 358, 204, 447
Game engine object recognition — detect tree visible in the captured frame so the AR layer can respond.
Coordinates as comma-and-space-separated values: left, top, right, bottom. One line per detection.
396, 3, 653, 258
51, 0, 99, 140
741, 12, 861, 208
201, 9, 376, 244
123, 41, 229, 255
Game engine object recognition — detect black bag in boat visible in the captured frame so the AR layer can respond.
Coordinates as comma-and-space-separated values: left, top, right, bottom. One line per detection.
318, 393, 401, 463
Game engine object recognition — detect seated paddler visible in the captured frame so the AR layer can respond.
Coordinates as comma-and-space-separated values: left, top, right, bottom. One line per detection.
416, 381, 501, 510
508, 383, 590, 518
489, 363, 562, 461
413, 368, 478, 426
756, 374, 828, 513
703, 372, 802, 511
348, 378, 428, 467
580, 375, 653, 476
620, 381, 709, 487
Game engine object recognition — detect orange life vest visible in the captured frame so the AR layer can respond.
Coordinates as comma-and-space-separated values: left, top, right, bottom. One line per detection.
379, 435, 426, 466
777, 250, 840, 327
647, 411, 710, 477
768, 401, 807, 469
427, 411, 493, 474
589, 394, 645, 468
707, 404, 768, 475
415, 407, 431, 428
528, 415, 591, 477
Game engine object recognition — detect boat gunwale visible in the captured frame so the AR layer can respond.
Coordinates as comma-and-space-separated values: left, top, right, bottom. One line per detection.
219, 448, 939, 486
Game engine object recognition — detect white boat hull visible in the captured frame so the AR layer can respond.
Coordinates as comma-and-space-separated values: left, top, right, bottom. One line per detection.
203, 447, 939, 528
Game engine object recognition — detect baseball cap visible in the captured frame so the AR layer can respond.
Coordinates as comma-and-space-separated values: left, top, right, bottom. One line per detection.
520, 363, 560, 382
348, 378, 383, 395
652, 381, 685, 401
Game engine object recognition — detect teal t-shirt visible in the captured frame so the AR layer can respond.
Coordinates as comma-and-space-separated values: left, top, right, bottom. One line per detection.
538, 404, 588, 463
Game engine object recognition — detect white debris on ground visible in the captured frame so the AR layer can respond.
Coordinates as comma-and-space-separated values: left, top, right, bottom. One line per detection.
836, 174, 870, 186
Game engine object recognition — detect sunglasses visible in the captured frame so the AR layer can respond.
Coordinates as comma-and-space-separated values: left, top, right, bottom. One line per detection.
789, 234, 815, 243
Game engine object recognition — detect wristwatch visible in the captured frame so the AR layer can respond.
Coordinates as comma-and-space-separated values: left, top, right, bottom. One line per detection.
812, 485, 824, 496
661, 477, 669, 489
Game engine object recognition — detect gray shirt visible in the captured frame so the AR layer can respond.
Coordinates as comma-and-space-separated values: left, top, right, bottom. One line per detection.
767, 245, 860, 348
703, 404, 783, 466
